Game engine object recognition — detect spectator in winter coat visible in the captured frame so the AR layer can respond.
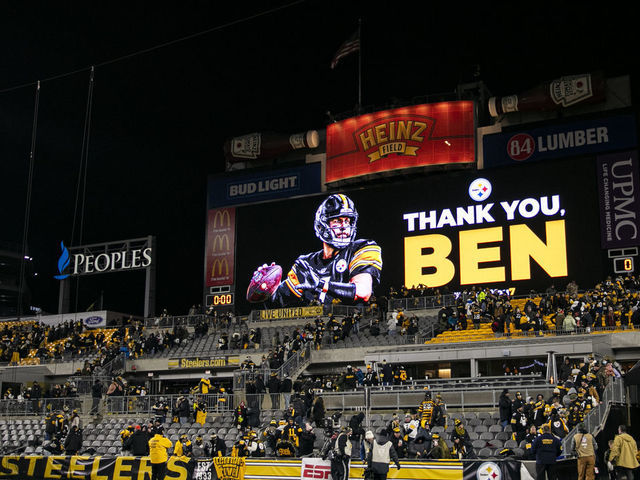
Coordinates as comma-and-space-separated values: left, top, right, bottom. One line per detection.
608, 425, 639, 480
64, 426, 83, 455
125, 425, 150, 456
366, 431, 400, 480
532, 425, 562, 480
563, 313, 577, 332
499, 390, 512, 430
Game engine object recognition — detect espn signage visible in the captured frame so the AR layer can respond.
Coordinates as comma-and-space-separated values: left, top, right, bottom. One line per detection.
482, 114, 637, 169
597, 151, 640, 248
301, 458, 333, 480
207, 163, 322, 208
54, 238, 153, 279
326, 101, 475, 184
205, 208, 236, 287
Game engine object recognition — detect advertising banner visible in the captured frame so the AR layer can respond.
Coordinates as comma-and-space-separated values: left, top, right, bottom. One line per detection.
326, 101, 475, 184
234, 156, 605, 314
34, 311, 108, 327
257, 306, 323, 321
482, 114, 637, 169
205, 208, 236, 287
208, 163, 323, 208
168, 356, 240, 370
0, 455, 193, 480
301, 458, 333, 480
597, 151, 640, 248
0, 456, 471, 480
462, 460, 521, 480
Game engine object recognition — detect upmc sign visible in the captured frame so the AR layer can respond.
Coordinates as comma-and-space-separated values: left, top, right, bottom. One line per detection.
597, 151, 640, 248
205, 208, 236, 287
326, 101, 475, 184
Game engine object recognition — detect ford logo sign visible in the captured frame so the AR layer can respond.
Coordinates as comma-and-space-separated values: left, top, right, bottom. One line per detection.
84, 316, 103, 326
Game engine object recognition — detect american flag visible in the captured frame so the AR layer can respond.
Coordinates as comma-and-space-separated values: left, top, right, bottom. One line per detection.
330, 30, 360, 69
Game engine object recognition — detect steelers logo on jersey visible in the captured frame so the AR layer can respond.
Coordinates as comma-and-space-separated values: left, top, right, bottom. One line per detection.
336, 259, 348, 273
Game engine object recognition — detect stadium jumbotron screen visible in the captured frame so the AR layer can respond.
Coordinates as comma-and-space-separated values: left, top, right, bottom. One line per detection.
233, 156, 605, 313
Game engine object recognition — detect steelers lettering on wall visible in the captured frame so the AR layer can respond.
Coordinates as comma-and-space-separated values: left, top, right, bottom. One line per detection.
403, 177, 568, 288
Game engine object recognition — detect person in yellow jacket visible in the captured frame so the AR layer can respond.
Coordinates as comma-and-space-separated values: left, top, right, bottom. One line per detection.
174, 434, 192, 457
199, 377, 212, 394
149, 426, 173, 480
608, 425, 639, 480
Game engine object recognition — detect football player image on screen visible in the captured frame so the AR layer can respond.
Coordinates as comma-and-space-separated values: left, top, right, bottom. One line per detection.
247, 194, 382, 307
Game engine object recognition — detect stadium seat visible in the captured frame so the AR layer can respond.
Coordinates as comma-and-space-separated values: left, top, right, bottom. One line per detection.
478, 448, 492, 458
472, 440, 485, 449
504, 439, 518, 449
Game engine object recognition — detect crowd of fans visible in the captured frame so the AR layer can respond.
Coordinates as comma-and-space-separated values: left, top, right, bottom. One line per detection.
427, 275, 640, 336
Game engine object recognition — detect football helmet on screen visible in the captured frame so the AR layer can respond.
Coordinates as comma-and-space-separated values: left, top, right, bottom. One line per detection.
314, 194, 358, 248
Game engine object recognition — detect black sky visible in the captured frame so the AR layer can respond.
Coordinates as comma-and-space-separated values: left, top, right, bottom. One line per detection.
0, 1, 636, 315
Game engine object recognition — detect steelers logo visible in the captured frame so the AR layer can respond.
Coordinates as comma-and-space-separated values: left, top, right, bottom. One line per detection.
469, 178, 492, 202
336, 259, 348, 273
476, 462, 502, 480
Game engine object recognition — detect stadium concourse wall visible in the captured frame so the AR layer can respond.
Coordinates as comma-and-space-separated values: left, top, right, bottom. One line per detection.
0, 456, 531, 480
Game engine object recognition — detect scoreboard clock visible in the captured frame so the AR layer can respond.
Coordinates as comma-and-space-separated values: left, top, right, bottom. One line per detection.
609, 248, 637, 274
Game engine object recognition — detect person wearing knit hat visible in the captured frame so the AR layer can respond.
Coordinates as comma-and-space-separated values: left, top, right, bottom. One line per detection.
363, 429, 400, 480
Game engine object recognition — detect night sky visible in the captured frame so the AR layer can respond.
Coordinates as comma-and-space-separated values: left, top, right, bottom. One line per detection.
1, 1, 636, 316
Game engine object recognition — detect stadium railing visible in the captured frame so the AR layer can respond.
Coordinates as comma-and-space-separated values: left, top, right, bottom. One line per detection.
0, 396, 83, 416
560, 377, 625, 455
233, 342, 313, 390
104, 393, 233, 416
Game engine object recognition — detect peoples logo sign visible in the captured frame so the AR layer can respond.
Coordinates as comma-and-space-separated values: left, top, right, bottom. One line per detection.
53, 241, 70, 280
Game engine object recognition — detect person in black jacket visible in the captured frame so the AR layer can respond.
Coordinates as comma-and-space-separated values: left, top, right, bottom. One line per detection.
177, 396, 190, 424
90, 379, 103, 415
64, 426, 83, 455
280, 374, 293, 409
532, 425, 562, 480
299, 423, 317, 456
499, 390, 512, 430
327, 428, 352, 480
125, 425, 150, 456
209, 433, 227, 457
349, 412, 365, 446
268, 373, 281, 410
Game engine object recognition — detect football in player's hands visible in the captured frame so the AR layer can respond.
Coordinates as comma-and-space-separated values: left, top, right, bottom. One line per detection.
246, 263, 282, 303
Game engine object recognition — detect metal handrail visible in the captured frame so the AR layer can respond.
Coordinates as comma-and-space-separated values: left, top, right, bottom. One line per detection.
0, 396, 83, 417
560, 377, 625, 455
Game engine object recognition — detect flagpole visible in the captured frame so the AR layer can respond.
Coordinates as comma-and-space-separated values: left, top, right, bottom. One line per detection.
357, 18, 362, 112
